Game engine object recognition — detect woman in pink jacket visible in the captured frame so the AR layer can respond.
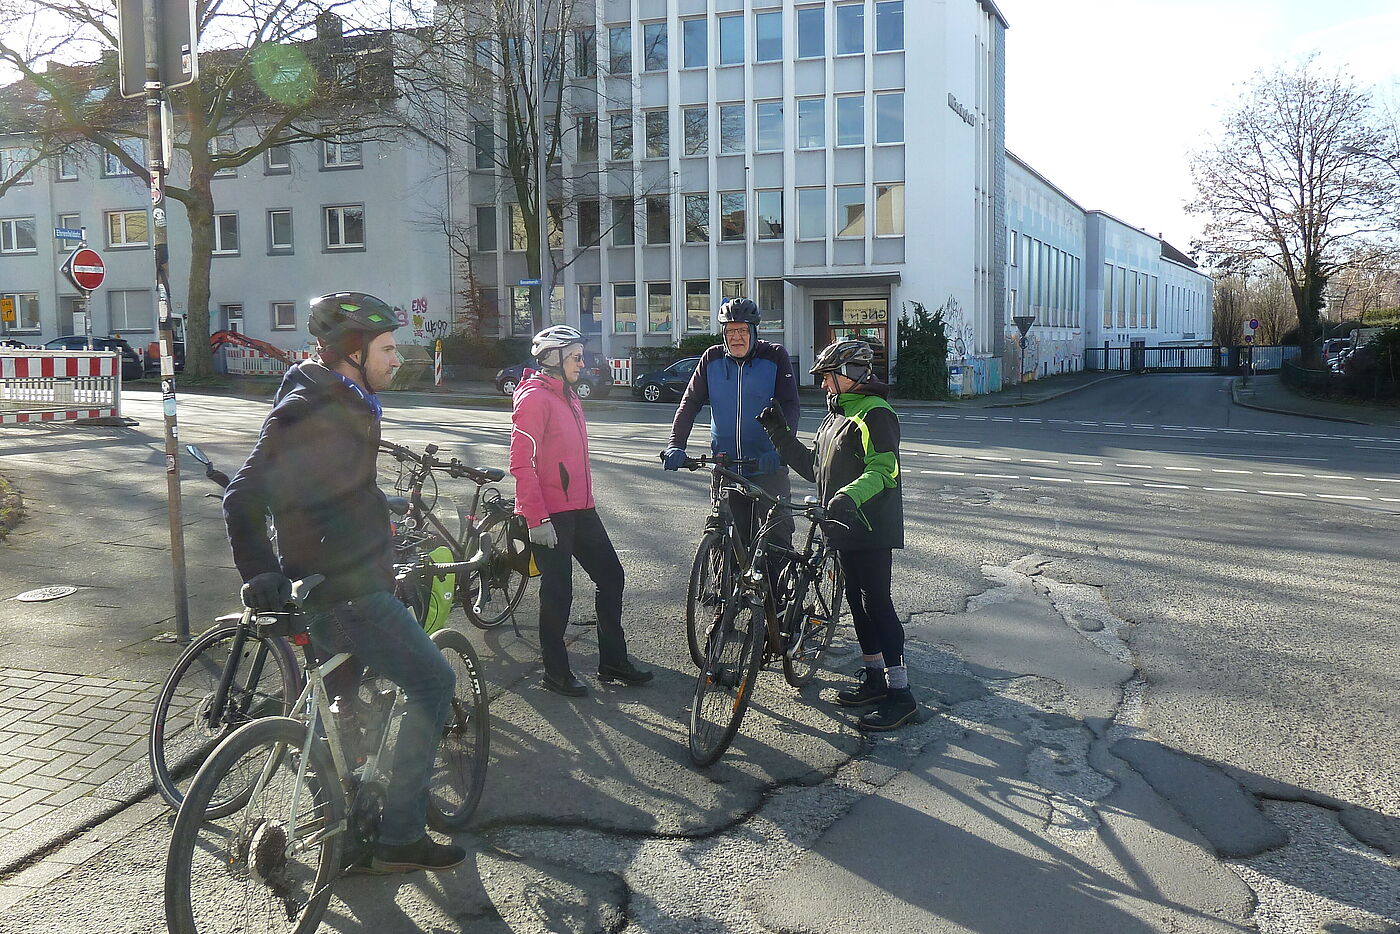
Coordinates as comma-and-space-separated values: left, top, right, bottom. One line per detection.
510, 325, 653, 697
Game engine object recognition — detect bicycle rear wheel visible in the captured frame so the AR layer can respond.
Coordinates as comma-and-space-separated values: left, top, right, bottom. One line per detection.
688, 597, 765, 767
150, 625, 299, 816
782, 553, 844, 688
685, 531, 730, 669
462, 515, 529, 629
165, 717, 342, 934
426, 628, 490, 831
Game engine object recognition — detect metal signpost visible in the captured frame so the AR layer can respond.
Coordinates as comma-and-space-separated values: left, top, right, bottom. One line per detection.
116, 0, 199, 642
1013, 314, 1037, 399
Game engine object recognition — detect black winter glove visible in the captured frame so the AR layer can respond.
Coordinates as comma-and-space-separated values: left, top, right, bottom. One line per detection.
756, 405, 789, 437
241, 572, 293, 611
825, 492, 858, 527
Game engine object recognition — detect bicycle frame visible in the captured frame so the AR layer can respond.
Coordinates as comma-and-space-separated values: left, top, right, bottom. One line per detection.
202, 612, 284, 733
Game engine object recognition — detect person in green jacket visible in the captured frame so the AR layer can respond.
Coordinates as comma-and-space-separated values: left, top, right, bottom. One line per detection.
758, 338, 915, 731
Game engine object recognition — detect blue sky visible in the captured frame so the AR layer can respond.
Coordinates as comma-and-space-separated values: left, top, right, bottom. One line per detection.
997, 0, 1400, 251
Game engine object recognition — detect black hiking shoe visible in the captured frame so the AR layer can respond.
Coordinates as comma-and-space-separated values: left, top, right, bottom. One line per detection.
835, 668, 887, 708
369, 836, 467, 873
857, 688, 918, 732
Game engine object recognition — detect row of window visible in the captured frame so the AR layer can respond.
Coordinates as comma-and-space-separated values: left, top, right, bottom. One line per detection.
495, 1, 904, 81
473, 92, 902, 170
474, 182, 904, 253
0, 137, 361, 186
1008, 231, 1082, 329
1163, 283, 1207, 334
486, 279, 788, 338
0, 206, 365, 255
0, 293, 302, 336
1103, 265, 1160, 331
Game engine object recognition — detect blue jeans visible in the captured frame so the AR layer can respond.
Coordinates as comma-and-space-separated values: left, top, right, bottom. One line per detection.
304, 591, 454, 846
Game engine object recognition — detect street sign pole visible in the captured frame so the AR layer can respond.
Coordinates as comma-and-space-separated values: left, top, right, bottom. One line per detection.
140, 0, 191, 644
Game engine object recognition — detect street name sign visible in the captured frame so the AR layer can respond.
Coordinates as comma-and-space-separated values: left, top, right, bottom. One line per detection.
55, 227, 84, 241
518, 278, 542, 287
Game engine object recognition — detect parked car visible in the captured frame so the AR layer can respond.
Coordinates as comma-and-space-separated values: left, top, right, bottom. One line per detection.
43, 336, 145, 382
0, 338, 33, 350
632, 356, 701, 403
495, 351, 614, 399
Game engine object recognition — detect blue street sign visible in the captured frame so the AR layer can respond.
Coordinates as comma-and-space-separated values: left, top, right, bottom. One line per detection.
518, 278, 541, 287
55, 227, 84, 240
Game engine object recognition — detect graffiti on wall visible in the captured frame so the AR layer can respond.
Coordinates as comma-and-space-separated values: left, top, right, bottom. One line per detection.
406, 297, 451, 342
942, 296, 975, 363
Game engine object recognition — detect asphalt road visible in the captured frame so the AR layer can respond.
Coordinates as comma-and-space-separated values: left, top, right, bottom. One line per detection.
1, 373, 1397, 933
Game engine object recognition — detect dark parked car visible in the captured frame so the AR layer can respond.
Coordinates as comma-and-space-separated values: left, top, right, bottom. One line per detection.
632, 356, 701, 403
43, 336, 145, 382
495, 351, 614, 399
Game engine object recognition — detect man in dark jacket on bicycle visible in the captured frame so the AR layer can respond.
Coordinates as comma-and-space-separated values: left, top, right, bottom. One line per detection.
223, 291, 463, 873
758, 338, 916, 731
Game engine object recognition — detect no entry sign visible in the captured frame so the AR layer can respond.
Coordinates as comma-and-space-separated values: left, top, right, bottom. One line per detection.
61, 248, 106, 292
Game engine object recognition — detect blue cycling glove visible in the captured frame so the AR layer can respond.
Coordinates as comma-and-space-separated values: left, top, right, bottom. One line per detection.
661, 447, 687, 471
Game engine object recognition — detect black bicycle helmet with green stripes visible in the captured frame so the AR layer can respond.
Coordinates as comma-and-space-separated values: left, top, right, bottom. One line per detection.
308, 292, 399, 350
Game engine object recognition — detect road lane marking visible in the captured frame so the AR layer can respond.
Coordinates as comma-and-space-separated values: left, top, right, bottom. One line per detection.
973, 455, 1013, 461
1317, 495, 1371, 501
922, 469, 966, 476
974, 473, 1019, 479
1382, 498, 1400, 503
1116, 464, 1155, 469
1143, 483, 1189, 489
1204, 487, 1248, 492
1161, 466, 1202, 471
1039, 477, 1074, 482
1363, 477, 1400, 483
1020, 458, 1059, 463
1068, 460, 1103, 465
1084, 480, 1129, 485
1313, 475, 1354, 480
1262, 472, 1306, 477
1257, 490, 1307, 497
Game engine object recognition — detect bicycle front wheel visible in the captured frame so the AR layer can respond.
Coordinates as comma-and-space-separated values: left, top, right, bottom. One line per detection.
165, 717, 342, 934
462, 515, 529, 629
150, 625, 299, 816
427, 628, 491, 831
688, 597, 765, 767
782, 553, 844, 688
685, 531, 729, 669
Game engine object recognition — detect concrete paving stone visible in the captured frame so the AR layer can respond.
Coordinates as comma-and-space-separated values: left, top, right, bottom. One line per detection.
0, 720, 49, 737
65, 683, 114, 698
8, 772, 70, 794
0, 698, 47, 713
13, 726, 74, 750
55, 695, 106, 718
35, 713, 88, 730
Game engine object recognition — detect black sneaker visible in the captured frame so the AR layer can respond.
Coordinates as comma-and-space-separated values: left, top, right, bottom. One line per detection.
835, 668, 887, 707
857, 688, 918, 732
370, 835, 467, 873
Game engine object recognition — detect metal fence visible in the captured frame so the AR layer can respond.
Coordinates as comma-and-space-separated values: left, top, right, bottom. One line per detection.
0, 350, 121, 424
1085, 344, 1301, 374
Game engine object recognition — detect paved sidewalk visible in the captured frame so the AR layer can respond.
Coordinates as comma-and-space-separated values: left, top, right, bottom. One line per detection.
1231, 374, 1400, 428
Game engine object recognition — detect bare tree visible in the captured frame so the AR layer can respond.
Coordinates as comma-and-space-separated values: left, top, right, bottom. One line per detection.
1188, 58, 1400, 364
0, 0, 410, 377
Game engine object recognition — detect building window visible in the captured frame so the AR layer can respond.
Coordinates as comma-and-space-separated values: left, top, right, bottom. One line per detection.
57, 149, 79, 180
1103, 265, 1113, 328
835, 3, 865, 55
797, 6, 824, 58
875, 1, 904, 51
578, 284, 602, 335
212, 213, 239, 254
1117, 266, 1127, 328
221, 303, 243, 329
797, 187, 825, 240
109, 289, 153, 332
474, 205, 497, 252
683, 107, 709, 156
797, 98, 825, 149
645, 110, 669, 159
577, 199, 600, 247
324, 204, 365, 250
573, 29, 596, 78
474, 123, 495, 169
613, 283, 637, 333
1151, 275, 1159, 329
576, 114, 598, 162
874, 183, 904, 235
1, 148, 34, 185
609, 26, 631, 75
322, 138, 361, 168
836, 95, 865, 146
55, 212, 80, 248
682, 18, 707, 68
508, 204, 527, 251
106, 209, 148, 248
755, 101, 783, 152
686, 281, 711, 331
722, 279, 745, 300
756, 190, 783, 240
0, 293, 39, 333
265, 143, 291, 173
209, 135, 237, 176
757, 279, 784, 332
720, 191, 746, 241
719, 103, 745, 154
718, 14, 743, 66
269, 301, 295, 330
611, 198, 635, 246
1007, 228, 1018, 265
755, 11, 782, 62
648, 282, 672, 333
507, 287, 531, 336
875, 91, 904, 144
643, 22, 667, 71
611, 113, 634, 161
835, 186, 864, 238
684, 194, 710, 243
102, 138, 144, 178
646, 196, 670, 245
0, 218, 36, 254
262, 209, 292, 254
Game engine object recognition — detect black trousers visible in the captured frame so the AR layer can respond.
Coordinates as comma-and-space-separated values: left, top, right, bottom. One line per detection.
532, 508, 628, 679
837, 548, 903, 669
729, 470, 794, 558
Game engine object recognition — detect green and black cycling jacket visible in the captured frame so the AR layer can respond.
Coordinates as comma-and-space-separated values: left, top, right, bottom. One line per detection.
771, 381, 904, 551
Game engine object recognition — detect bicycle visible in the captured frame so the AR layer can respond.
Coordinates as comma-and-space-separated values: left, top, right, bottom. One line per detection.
164, 580, 490, 934
681, 455, 847, 767
380, 440, 533, 630
683, 454, 759, 670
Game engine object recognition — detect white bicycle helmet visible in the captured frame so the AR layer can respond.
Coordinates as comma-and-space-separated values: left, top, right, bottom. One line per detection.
531, 324, 586, 367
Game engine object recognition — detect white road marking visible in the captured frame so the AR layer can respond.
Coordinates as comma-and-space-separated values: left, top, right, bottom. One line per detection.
1363, 477, 1400, 483
1020, 458, 1059, 464
1039, 477, 1074, 483
1143, 483, 1188, 489
1257, 490, 1307, 497
1313, 475, 1354, 480
1068, 460, 1103, 466
922, 469, 966, 476
1084, 480, 1130, 485
974, 473, 1020, 479
1116, 464, 1155, 469
1161, 466, 1202, 472
1204, 487, 1249, 493
1317, 495, 1371, 501
1382, 498, 1400, 503
1262, 471, 1306, 477
973, 455, 1013, 461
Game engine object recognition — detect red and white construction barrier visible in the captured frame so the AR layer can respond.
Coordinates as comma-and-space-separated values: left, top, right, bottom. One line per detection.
217, 345, 314, 376
609, 358, 632, 387
0, 350, 120, 424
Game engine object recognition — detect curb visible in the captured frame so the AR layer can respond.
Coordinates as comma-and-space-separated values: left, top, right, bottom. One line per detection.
1229, 378, 1367, 425
981, 373, 1130, 408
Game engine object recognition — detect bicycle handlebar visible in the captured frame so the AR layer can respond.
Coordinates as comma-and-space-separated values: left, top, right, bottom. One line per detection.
680, 455, 845, 528
379, 440, 505, 486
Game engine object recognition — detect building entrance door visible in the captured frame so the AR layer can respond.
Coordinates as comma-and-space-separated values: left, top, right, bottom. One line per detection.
814, 298, 890, 383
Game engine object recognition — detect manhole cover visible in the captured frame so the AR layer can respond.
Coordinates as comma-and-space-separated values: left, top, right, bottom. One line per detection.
14, 586, 79, 602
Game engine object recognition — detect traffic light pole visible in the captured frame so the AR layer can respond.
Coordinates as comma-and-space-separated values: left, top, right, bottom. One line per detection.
143, 0, 191, 643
